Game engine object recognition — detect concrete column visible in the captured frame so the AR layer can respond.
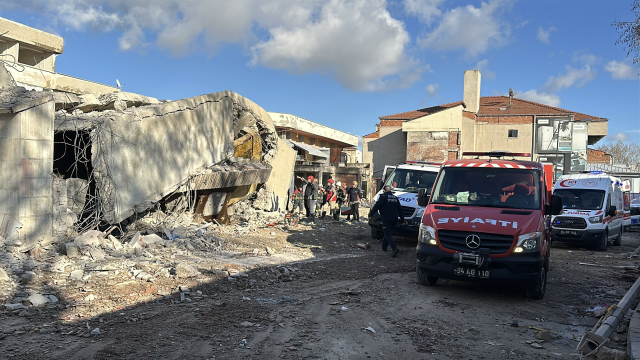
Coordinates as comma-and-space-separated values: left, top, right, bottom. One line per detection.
0, 113, 21, 225
0, 40, 19, 62
18, 101, 54, 243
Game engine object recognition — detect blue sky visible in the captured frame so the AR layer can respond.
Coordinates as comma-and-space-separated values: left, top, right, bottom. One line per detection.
2, 0, 639, 144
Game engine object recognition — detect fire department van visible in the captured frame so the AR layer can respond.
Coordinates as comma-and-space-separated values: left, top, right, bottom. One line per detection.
368, 161, 441, 240
551, 173, 624, 250
415, 151, 562, 300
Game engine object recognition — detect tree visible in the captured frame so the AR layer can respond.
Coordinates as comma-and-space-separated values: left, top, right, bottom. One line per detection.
596, 141, 640, 169
612, 0, 640, 66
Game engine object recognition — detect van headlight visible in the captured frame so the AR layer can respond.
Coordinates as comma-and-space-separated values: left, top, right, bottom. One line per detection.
588, 215, 603, 224
419, 223, 437, 245
515, 232, 542, 253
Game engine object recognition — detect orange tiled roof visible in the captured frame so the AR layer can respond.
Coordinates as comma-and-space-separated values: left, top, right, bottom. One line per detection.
379, 101, 465, 120
379, 96, 607, 122
477, 96, 607, 121
363, 131, 379, 139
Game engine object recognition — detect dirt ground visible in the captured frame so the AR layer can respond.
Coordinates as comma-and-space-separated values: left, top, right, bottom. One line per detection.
1, 209, 640, 360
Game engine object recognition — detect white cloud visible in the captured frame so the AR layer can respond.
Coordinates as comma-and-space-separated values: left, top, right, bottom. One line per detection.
544, 65, 596, 92
572, 50, 600, 65
417, 0, 510, 56
537, 26, 555, 44
518, 89, 561, 107
604, 60, 637, 80
606, 132, 630, 142
403, 0, 444, 25
425, 83, 438, 96
475, 59, 495, 79
11, 0, 419, 91
251, 0, 419, 91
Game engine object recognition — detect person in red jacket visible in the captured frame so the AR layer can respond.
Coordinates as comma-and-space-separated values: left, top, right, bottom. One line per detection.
321, 179, 337, 220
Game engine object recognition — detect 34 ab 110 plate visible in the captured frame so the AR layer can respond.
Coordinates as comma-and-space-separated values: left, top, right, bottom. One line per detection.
454, 267, 490, 279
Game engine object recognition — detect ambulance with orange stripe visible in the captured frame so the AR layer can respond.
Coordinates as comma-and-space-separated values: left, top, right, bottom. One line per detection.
551, 172, 624, 251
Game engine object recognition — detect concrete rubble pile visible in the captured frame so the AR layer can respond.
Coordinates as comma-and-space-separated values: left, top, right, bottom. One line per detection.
0, 214, 316, 320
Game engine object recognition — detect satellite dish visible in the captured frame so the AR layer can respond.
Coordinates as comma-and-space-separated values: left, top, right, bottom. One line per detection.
116, 79, 121, 88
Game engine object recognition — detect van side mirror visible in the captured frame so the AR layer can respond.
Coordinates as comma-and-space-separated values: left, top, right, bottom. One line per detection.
608, 205, 617, 217
548, 194, 563, 215
417, 188, 428, 207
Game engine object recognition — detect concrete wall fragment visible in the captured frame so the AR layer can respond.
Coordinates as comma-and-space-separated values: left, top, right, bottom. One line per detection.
261, 138, 296, 212
88, 90, 279, 224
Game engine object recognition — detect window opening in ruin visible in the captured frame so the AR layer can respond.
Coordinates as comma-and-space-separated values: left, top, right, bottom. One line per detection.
508, 129, 518, 138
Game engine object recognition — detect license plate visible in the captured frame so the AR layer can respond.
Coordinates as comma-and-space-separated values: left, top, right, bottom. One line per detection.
560, 230, 578, 236
454, 267, 490, 279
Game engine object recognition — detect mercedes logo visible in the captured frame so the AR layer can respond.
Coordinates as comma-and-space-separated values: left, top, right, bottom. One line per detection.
465, 234, 481, 249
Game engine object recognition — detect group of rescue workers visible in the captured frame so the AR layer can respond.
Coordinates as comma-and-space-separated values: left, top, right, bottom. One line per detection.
289, 177, 406, 258
292, 175, 362, 222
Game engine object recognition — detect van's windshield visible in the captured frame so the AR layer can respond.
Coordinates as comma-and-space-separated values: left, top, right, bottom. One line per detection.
385, 169, 438, 194
431, 167, 541, 210
553, 189, 605, 211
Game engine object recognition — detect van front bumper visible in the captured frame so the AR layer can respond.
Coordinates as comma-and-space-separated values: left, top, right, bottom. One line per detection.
550, 228, 606, 245
416, 243, 545, 285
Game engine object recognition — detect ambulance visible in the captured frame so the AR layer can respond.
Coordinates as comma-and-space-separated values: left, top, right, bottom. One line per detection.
622, 180, 634, 231
368, 161, 441, 240
551, 172, 624, 250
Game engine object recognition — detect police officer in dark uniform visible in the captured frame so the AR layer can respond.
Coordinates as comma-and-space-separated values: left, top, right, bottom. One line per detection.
369, 185, 405, 257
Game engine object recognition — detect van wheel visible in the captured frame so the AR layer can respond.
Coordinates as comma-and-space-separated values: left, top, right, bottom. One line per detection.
613, 228, 622, 246
371, 227, 384, 240
417, 267, 438, 286
526, 263, 547, 300
596, 230, 608, 251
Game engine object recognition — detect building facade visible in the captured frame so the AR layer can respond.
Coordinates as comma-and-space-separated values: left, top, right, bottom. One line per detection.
363, 70, 609, 186
269, 112, 371, 194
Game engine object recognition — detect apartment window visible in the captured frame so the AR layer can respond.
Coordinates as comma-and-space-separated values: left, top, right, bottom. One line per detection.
310, 137, 316, 145
508, 129, 518, 138
299, 134, 305, 143
330, 143, 335, 148
321, 140, 326, 147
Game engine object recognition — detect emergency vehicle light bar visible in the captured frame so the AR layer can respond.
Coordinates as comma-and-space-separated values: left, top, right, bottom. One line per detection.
405, 160, 443, 166
462, 151, 531, 157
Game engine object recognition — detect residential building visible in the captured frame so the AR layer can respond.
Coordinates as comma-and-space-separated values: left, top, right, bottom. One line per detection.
363, 70, 609, 188
269, 112, 371, 194
0, 17, 118, 95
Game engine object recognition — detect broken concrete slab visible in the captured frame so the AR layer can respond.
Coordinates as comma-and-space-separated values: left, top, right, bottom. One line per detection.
141, 234, 163, 245
129, 232, 141, 248
63, 90, 280, 225
74, 230, 102, 247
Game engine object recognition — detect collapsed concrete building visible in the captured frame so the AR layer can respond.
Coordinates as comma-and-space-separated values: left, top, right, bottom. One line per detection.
0, 82, 296, 246
0, 17, 297, 246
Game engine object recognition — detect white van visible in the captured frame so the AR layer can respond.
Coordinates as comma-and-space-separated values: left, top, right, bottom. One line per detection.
551, 172, 624, 251
368, 161, 441, 240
